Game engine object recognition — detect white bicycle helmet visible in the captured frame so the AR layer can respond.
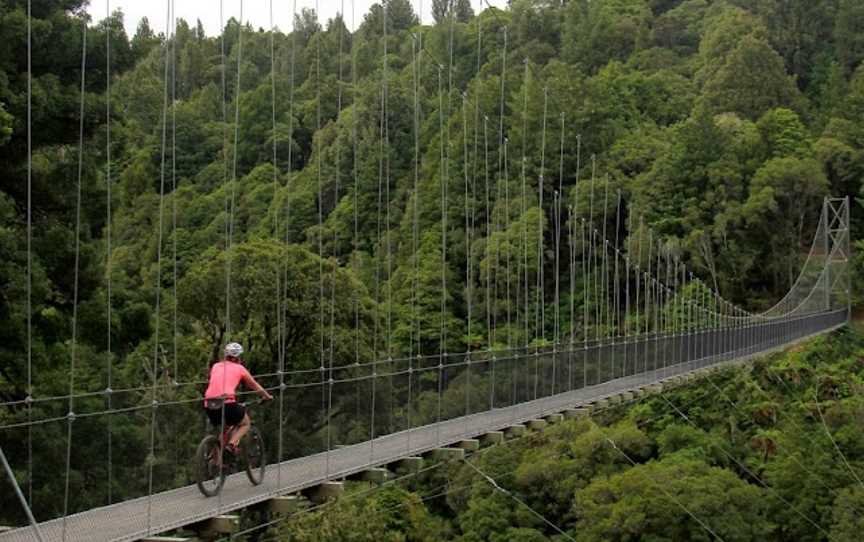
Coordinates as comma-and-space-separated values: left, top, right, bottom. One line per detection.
224, 342, 244, 358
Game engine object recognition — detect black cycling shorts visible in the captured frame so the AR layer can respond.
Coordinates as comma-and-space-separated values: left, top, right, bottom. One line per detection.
205, 402, 246, 427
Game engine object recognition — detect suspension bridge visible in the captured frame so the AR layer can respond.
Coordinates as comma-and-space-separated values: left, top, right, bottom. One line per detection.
0, 193, 851, 540
0, 0, 854, 540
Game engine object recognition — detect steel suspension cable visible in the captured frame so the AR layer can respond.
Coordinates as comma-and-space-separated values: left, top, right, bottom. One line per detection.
503, 138, 514, 408
350, 0, 360, 433
813, 381, 864, 489
485, 117, 497, 404
498, 28, 509, 349
0, 445, 43, 541
269, 0, 286, 490
484, 115, 492, 349
606, 438, 727, 542
62, 17, 87, 541
104, 0, 114, 506
26, 0, 33, 510
587, 157, 596, 345
520, 60, 529, 348
492, 127, 502, 350
463, 459, 578, 542
601, 176, 609, 346
659, 394, 831, 537
473, 5, 484, 350
537, 86, 548, 345
462, 93, 472, 418
552, 191, 560, 394
384, 0, 393, 366
635, 216, 643, 382
168, 0, 181, 483
625, 208, 632, 377
407, 0, 421, 454
315, 0, 327, 465
613, 191, 621, 377
764, 370, 852, 489
372, 5, 386, 455
558, 113, 566, 349
568, 206, 575, 390
325, 0, 347, 481
145, 2, 172, 530
700, 370, 839, 496
226, 0, 244, 340
220, 0, 228, 336
171, 0, 178, 385
437, 63, 446, 445
581, 217, 588, 387
553, 117, 574, 386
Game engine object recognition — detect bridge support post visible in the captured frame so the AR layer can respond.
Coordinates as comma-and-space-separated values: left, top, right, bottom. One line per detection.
190, 515, 239, 539
544, 413, 564, 424
392, 456, 424, 473
141, 537, 201, 542
592, 398, 610, 410
304, 482, 345, 504
260, 495, 311, 515
504, 425, 526, 438
563, 408, 590, 419
349, 468, 392, 484
425, 448, 466, 462
527, 419, 548, 431
479, 431, 504, 446
455, 439, 481, 452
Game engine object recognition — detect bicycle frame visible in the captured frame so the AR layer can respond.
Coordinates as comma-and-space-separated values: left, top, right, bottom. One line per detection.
211, 398, 263, 449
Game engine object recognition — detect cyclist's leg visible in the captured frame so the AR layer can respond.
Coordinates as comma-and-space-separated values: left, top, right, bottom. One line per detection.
222, 403, 248, 448
228, 413, 251, 447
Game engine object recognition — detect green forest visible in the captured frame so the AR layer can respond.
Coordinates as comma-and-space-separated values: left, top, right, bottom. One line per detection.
1, 0, 863, 537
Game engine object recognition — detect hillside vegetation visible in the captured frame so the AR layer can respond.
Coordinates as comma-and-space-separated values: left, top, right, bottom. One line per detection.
1, 0, 864, 527
269, 328, 864, 542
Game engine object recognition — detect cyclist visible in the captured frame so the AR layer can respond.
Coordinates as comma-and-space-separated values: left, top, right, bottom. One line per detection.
203, 342, 272, 453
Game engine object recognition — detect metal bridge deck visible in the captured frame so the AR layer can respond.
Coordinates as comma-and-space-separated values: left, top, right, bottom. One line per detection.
1, 312, 847, 542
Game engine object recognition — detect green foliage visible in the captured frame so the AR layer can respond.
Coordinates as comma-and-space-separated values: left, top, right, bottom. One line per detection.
830, 486, 864, 542
745, 155, 829, 289
835, 0, 864, 75
263, 330, 864, 541
700, 35, 801, 120
573, 457, 773, 541
756, 108, 809, 159
0, 102, 12, 146
2, 0, 864, 530
278, 485, 452, 541
562, 0, 652, 73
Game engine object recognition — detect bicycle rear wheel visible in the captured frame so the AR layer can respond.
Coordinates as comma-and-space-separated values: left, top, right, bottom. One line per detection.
196, 435, 225, 497
243, 426, 266, 485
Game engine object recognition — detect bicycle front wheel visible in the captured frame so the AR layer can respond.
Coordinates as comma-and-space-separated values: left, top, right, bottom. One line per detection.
243, 426, 266, 486
196, 435, 225, 497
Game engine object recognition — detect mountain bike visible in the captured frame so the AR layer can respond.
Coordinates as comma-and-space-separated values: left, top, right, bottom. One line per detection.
195, 398, 266, 497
